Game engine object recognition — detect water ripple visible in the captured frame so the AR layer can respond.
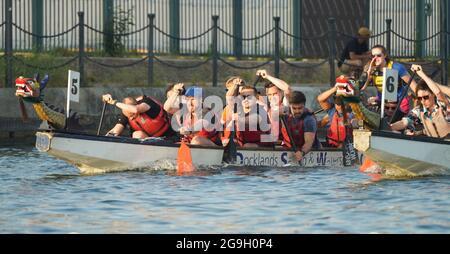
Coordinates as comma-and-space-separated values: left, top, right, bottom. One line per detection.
0, 145, 449, 233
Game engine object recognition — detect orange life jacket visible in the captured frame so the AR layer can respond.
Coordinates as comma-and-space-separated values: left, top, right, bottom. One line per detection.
327, 111, 351, 147
127, 97, 170, 137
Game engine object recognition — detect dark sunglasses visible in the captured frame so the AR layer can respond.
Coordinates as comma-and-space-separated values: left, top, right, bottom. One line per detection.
417, 95, 430, 101
384, 106, 396, 110
372, 53, 383, 58
240, 94, 253, 100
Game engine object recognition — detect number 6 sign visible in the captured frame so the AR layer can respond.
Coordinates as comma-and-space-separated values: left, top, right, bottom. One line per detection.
381, 68, 398, 118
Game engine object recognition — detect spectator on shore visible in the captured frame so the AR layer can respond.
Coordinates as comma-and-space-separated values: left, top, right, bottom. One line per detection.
338, 27, 372, 75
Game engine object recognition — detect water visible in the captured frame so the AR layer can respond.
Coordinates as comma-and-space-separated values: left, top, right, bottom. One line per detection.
1, 144, 449, 234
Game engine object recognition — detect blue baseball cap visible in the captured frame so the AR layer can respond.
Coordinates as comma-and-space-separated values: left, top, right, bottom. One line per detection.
184, 86, 203, 98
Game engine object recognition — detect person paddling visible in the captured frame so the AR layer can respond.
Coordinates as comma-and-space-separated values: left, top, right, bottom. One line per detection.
102, 94, 172, 139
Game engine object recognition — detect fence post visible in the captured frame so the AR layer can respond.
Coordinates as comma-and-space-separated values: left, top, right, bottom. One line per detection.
441, 0, 448, 86
148, 14, 155, 87
5, 0, 13, 88
32, 0, 43, 52
416, 0, 426, 59
212, 15, 219, 87
233, 0, 243, 59
169, 0, 180, 54
327, 18, 336, 86
103, 0, 114, 55
78, 12, 85, 86
385, 19, 392, 56
363, 0, 370, 27
274, 17, 280, 78
293, 0, 302, 57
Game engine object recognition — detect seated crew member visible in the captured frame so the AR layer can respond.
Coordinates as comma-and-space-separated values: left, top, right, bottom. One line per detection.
174, 86, 222, 146
317, 76, 355, 148
225, 85, 272, 148
281, 91, 321, 162
102, 94, 172, 139
390, 65, 450, 138
221, 76, 247, 146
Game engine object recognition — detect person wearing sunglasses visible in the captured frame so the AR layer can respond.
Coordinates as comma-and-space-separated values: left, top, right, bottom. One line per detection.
360, 45, 417, 116
224, 85, 272, 147
390, 70, 450, 138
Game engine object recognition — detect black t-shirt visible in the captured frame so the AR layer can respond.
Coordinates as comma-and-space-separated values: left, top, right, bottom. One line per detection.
338, 37, 369, 66
117, 96, 162, 126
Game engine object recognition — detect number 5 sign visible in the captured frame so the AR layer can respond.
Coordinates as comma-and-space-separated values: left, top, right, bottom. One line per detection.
67, 70, 80, 103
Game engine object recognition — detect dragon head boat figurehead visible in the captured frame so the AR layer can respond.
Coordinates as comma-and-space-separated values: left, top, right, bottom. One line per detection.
102, 93, 172, 139
15, 74, 49, 103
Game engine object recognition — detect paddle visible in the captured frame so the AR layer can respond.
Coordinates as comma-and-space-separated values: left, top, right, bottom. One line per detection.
97, 101, 107, 136
224, 76, 262, 163
389, 70, 417, 125
177, 140, 195, 174
280, 113, 299, 160
342, 125, 358, 166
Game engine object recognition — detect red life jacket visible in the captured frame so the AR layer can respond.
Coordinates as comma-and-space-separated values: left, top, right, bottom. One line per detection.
235, 110, 272, 147
326, 111, 351, 147
280, 112, 313, 149
182, 111, 221, 144
127, 97, 170, 137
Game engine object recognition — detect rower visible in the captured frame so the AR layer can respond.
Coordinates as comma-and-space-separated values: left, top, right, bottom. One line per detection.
224, 85, 272, 147
281, 91, 321, 162
317, 75, 355, 148
102, 94, 172, 139
174, 86, 222, 146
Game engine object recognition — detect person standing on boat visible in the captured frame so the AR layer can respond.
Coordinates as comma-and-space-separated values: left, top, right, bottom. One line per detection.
102, 94, 172, 139
317, 75, 355, 148
360, 45, 417, 115
174, 86, 222, 146
224, 85, 273, 147
390, 65, 450, 138
281, 91, 321, 161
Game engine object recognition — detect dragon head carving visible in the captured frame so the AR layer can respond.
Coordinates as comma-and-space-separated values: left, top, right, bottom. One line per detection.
15, 74, 49, 103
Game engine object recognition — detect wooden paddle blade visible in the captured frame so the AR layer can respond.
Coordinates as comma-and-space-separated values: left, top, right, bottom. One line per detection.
18, 98, 29, 122
224, 133, 237, 164
177, 141, 195, 174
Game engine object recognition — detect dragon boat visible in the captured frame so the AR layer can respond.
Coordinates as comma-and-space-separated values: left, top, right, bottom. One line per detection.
16, 74, 361, 174
35, 130, 360, 174
353, 129, 450, 177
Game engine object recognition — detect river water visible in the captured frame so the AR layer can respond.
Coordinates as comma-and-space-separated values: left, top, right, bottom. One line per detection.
0, 143, 449, 234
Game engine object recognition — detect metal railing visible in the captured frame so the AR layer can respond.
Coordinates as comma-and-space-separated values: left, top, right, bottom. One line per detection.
2, 12, 449, 88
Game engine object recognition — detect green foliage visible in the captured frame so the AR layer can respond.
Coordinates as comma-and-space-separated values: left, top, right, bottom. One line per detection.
105, 5, 135, 57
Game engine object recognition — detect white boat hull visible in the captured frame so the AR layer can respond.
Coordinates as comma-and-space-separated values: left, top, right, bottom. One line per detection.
36, 131, 359, 173
354, 129, 450, 177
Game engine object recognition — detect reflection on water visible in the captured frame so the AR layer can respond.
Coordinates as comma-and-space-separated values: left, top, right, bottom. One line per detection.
0, 144, 449, 233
